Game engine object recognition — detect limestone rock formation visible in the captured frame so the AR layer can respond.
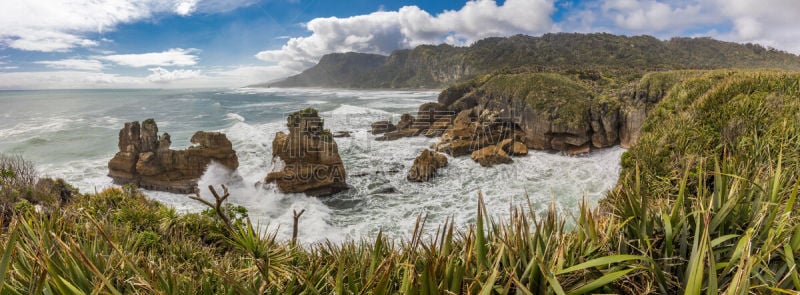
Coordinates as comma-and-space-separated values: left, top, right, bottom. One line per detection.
471, 145, 513, 167
620, 105, 647, 148
375, 113, 424, 141
370, 121, 396, 135
108, 119, 239, 194
434, 109, 527, 157
498, 138, 528, 156
265, 109, 349, 197
407, 149, 448, 182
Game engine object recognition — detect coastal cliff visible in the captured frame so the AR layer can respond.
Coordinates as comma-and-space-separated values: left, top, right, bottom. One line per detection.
265, 33, 800, 89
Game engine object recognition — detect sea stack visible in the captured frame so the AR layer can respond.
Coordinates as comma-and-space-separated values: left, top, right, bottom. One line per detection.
407, 149, 448, 182
107, 119, 239, 193
265, 108, 349, 197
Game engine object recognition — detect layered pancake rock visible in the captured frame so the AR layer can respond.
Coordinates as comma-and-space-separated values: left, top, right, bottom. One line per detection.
265, 108, 349, 197
108, 119, 239, 194
407, 149, 448, 182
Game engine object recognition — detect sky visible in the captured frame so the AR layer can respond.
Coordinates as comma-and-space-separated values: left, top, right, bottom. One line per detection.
0, 0, 799, 90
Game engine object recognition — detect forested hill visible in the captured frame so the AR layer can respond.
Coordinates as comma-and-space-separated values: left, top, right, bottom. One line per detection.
261, 33, 800, 89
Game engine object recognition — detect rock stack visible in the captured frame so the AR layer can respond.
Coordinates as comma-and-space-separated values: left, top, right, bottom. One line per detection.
265, 108, 349, 197
107, 119, 239, 193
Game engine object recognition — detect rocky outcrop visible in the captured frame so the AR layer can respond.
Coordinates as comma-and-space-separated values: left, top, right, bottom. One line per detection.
407, 149, 448, 182
434, 109, 527, 157
471, 145, 513, 167
498, 138, 528, 156
108, 119, 239, 194
265, 109, 348, 197
375, 114, 422, 141
370, 121, 396, 135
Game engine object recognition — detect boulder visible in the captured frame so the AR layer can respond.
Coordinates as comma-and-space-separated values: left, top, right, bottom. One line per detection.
470, 145, 513, 167
108, 119, 239, 194
407, 149, 448, 182
371, 121, 396, 135
265, 108, 348, 197
498, 138, 528, 156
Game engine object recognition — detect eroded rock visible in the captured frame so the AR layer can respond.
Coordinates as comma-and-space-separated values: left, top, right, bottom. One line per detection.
407, 149, 448, 182
370, 121, 396, 135
470, 145, 513, 167
265, 109, 348, 197
108, 120, 239, 194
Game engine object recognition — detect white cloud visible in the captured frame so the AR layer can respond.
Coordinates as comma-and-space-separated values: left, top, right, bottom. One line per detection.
563, 0, 800, 53
208, 65, 297, 85
175, 0, 199, 16
601, 0, 714, 32
0, 64, 296, 89
146, 67, 201, 83
98, 48, 200, 67
0, 71, 143, 89
0, 0, 258, 52
256, 0, 556, 70
35, 59, 105, 71
709, 0, 800, 53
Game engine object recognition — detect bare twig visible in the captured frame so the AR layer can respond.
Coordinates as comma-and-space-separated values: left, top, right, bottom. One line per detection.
189, 184, 233, 231
292, 209, 306, 247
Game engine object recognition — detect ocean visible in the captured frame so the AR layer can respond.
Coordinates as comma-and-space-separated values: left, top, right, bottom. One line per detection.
0, 88, 625, 243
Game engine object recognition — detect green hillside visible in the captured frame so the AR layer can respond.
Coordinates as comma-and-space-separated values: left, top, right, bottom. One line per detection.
267, 33, 800, 89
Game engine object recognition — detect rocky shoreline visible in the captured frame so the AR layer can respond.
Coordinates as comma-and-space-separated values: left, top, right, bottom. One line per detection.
107, 71, 665, 193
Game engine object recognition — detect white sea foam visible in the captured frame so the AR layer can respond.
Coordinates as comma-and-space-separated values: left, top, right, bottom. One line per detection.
225, 113, 246, 122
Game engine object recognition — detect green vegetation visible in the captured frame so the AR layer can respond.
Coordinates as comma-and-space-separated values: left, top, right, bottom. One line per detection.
2, 69, 800, 293
269, 33, 800, 89
480, 73, 595, 129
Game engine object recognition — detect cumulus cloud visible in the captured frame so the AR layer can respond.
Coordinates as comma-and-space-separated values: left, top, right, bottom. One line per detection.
0, 71, 143, 89
562, 0, 800, 53
709, 0, 800, 53
256, 0, 556, 70
98, 48, 200, 67
146, 67, 202, 83
0, 65, 296, 89
34, 59, 105, 71
0, 0, 258, 52
601, 0, 716, 32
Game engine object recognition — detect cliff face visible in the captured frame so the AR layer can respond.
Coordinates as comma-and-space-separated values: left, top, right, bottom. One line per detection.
265, 33, 800, 89
427, 70, 707, 153
108, 119, 239, 193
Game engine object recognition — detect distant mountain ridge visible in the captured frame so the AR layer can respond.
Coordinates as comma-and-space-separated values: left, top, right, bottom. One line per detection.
260, 33, 800, 89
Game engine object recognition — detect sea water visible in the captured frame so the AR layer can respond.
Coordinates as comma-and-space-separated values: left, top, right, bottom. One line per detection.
0, 88, 625, 243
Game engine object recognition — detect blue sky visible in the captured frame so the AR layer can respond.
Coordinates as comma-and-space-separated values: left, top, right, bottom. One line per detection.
0, 0, 798, 89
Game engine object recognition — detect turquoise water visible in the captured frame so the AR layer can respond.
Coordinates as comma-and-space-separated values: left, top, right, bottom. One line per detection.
0, 88, 625, 243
